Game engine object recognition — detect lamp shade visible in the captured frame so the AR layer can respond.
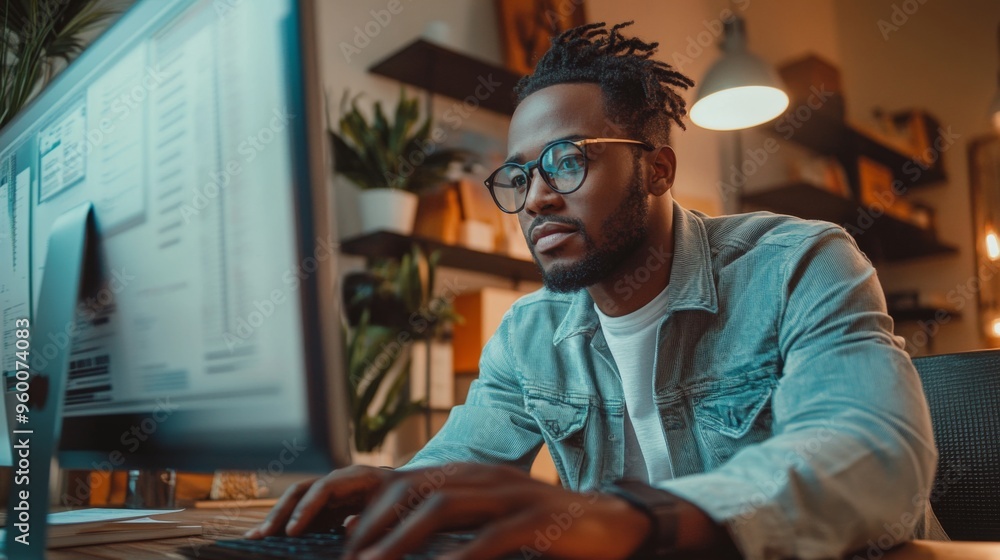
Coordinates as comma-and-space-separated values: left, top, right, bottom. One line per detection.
690, 17, 788, 131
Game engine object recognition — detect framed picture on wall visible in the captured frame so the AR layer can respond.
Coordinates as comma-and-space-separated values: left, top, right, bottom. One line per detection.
495, 0, 587, 76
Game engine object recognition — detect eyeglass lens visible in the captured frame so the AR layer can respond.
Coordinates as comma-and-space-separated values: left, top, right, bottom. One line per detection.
490, 141, 587, 212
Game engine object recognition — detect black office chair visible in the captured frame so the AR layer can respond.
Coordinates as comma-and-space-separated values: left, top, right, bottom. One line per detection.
912, 349, 1000, 541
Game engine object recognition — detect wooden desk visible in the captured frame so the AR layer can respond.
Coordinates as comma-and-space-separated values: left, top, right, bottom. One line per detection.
48, 507, 1000, 559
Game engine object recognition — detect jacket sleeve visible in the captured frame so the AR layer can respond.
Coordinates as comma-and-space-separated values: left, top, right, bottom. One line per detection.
400, 309, 545, 471
655, 227, 938, 560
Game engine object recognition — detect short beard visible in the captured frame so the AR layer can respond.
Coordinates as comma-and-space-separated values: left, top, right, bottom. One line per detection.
534, 159, 649, 293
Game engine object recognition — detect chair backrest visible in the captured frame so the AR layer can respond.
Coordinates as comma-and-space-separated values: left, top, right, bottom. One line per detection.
912, 349, 1000, 541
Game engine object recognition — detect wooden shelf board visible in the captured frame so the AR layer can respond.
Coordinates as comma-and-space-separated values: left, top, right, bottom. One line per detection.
762, 98, 946, 189
850, 127, 947, 188
369, 39, 522, 116
889, 307, 961, 323
742, 183, 958, 263
341, 230, 541, 282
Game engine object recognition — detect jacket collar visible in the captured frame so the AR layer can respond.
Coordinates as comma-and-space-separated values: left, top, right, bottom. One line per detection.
553, 201, 719, 346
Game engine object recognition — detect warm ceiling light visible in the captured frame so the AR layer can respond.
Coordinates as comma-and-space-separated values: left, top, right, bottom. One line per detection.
987, 230, 1000, 260
690, 16, 789, 131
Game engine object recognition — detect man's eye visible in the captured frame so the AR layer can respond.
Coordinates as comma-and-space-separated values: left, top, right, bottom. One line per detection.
555, 155, 585, 173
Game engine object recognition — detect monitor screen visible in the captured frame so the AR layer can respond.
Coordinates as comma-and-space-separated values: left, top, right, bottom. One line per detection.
0, 0, 349, 473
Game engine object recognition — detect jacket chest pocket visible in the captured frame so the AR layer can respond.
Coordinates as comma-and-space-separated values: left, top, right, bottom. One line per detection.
524, 391, 589, 489
693, 382, 774, 467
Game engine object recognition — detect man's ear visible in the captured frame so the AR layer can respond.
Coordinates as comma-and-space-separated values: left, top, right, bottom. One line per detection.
647, 145, 676, 196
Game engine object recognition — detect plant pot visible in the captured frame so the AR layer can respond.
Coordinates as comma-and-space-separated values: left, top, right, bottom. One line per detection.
358, 189, 418, 235
351, 432, 398, 468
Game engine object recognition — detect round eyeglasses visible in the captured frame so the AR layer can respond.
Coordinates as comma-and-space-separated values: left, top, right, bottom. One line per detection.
483, 138, 654, 214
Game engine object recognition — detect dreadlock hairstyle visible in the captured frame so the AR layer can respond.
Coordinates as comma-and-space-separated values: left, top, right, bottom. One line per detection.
514, 21, 695, 146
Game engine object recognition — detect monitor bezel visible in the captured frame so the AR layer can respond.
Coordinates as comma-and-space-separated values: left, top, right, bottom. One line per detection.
3, 0, 354, 474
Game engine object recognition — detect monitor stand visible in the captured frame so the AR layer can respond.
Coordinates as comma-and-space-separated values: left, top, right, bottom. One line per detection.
4, 203, 94, 559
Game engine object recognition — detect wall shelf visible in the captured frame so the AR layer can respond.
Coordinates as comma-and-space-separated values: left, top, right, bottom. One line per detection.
341, 230, 541, 282
369, 39, 522, 116
762, 97, 946, 189
742, 183, 958, 263
888, 307, 961, 324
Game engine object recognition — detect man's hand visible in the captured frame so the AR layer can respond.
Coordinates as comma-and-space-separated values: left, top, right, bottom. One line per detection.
245, 465, 394, 538
341, 463, 652, 560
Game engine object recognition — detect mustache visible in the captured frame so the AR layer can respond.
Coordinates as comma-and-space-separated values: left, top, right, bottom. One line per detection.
527, 215, 585, 236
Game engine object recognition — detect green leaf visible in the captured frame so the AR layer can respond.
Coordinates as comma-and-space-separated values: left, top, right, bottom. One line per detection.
353, 332, 403, 424
426, 250, 440, 303
1, 0, 119, 129
372, 101, 390, 154
331, 130, 384, 189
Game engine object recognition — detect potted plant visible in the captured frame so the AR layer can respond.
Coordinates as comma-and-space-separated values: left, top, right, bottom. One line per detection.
328, 88, 470, 235
2, 0, 118, 129
342, 246, 461, 461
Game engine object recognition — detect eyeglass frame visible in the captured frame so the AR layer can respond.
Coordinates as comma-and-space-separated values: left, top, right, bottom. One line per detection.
483, 137, 655, 214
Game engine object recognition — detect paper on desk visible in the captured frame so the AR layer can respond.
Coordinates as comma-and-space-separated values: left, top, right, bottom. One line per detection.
0, 509, 187, 541
46, 508, 185, 537
75, 516, 181, 534
48, 508, 183, 525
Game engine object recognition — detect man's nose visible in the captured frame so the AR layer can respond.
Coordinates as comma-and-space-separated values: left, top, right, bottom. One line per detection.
523, 168, 563, 215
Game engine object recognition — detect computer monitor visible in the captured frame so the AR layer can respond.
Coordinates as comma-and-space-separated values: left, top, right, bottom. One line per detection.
0, 0, 350, 474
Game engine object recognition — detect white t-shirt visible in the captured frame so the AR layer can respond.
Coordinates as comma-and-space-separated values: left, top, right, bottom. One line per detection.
595, 284, 673, 483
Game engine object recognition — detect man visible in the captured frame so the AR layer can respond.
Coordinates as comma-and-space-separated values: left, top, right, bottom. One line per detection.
250, 21, 944, 559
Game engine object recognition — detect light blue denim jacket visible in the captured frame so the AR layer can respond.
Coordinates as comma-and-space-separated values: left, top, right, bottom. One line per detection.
404, 201, 942, 559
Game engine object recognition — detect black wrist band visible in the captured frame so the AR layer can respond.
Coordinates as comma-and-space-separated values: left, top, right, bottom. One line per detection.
602, 479, 681, 560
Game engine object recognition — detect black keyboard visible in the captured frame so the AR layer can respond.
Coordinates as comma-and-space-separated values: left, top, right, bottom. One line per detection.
176, 529, 490, 559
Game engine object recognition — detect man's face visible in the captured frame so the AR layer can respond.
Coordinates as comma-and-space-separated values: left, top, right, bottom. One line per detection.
507, 83, 650, 292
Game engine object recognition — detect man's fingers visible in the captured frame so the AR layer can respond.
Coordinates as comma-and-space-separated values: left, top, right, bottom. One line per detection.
439, 509, 541, 560
246, 478, 317, 538
349, 488, 510, 560
286, 467, 386, 536
342, 477, 414, 554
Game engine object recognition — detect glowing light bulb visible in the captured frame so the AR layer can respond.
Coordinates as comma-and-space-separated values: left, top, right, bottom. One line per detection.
987, 231, 1000, 261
